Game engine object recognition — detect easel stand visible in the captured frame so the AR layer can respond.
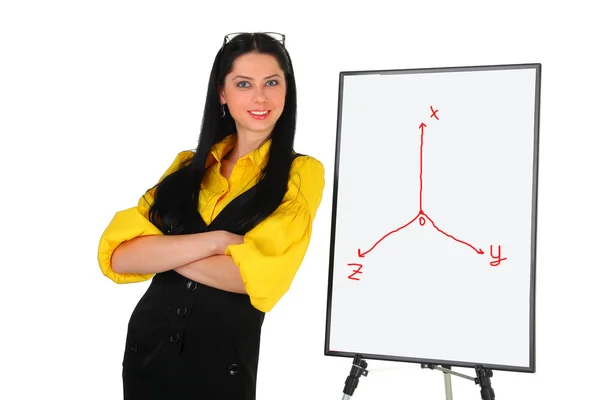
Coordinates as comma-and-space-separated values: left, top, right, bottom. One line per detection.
341, 354, 369, 399
422, 364, 496, 400
338, 356, 495, 399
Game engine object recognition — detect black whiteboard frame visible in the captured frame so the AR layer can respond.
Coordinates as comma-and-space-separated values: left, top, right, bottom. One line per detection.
324, 63, 541, 374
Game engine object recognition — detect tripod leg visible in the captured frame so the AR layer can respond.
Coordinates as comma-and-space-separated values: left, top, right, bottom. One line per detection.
443, 365, 453, 400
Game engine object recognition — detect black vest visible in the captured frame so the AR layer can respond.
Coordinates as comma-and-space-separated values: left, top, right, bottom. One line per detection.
122, 154, 303, 400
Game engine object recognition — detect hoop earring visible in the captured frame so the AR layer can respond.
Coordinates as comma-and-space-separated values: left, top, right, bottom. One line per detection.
220, 104, 226, 118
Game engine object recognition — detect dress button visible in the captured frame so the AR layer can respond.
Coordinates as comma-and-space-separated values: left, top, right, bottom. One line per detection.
129, 341, 138, 352
186, 281, 198, 291
227, 364, 239, 376
177, 307, 188, 317
170, 334, 180, 344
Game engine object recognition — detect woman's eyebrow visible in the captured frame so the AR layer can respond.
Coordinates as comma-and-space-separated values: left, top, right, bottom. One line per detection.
232, 74, 283, 81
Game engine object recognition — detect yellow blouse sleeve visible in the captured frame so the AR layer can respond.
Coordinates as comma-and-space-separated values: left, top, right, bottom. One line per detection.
225, 155, 326, 312
97, 150, 195, 284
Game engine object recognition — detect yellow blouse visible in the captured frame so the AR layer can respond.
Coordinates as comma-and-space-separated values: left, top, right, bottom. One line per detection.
97, 134, 325, 312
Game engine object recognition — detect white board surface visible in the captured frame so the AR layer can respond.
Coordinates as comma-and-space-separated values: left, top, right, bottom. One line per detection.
325, 64, 541, 372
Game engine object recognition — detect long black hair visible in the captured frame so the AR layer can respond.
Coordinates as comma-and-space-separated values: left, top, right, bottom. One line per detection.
148, 33, 297, 234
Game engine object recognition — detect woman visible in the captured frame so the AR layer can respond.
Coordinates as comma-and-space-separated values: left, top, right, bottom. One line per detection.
97, 32, 325, 399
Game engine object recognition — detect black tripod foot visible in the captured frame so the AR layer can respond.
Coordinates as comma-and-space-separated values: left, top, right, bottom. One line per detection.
475, 365, 495, 400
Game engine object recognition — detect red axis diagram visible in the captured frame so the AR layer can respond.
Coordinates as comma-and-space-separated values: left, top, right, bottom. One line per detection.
347, 106, 506, 281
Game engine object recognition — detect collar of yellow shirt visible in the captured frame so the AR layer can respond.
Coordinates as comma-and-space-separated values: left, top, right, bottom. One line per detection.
206, 134, 272, 170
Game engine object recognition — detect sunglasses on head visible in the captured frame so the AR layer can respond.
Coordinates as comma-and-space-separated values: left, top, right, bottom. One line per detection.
222, 32, 286, 48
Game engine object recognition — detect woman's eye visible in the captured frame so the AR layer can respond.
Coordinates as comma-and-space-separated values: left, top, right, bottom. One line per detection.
237, 81, 250, 88
266, 80, 278, 87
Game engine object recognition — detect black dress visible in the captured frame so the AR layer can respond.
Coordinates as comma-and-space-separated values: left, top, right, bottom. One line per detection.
120, 154, 304, 400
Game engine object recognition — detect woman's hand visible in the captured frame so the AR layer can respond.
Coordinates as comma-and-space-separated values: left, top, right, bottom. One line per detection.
211, 230, 245, 254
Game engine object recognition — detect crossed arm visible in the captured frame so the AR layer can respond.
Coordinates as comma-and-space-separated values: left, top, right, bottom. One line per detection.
111, 230, 246, 294
175, 255, 246, 294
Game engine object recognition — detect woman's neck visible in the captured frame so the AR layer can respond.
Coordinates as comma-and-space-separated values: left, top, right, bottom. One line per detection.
225, 132, 270, 161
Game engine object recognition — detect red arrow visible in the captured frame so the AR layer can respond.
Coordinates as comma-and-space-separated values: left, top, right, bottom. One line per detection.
358, 214, 420, 257
419, 123, 426, 210
423, 214, 484, 255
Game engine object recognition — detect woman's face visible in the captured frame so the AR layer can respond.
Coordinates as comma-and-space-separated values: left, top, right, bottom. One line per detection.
220, 52, 287, 140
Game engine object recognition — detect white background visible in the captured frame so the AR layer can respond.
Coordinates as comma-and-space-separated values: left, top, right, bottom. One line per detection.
1, 1, 598, 399
329, 68, 537, 369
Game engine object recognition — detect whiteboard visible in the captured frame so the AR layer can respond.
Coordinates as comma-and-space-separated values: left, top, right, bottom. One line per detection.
324, 63, 541, 373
